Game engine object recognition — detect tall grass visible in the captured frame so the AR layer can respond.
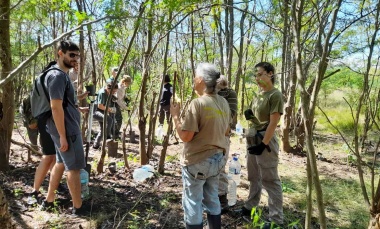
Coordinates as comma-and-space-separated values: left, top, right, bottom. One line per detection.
315, 90, 362, 135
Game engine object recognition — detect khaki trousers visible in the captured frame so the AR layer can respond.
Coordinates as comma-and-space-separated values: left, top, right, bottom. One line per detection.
244, 131, 283, 225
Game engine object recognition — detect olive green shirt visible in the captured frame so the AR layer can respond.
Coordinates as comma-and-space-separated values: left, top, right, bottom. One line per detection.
249, 88, 284, 131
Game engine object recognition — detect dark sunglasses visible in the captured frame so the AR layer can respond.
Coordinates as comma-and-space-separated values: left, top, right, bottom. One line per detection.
69, 53, 80, 58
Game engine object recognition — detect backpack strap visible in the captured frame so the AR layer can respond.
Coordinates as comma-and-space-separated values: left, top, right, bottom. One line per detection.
40, 67, 69, 106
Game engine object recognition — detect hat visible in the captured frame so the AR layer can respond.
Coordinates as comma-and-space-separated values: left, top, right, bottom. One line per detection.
112, 67, 119, 72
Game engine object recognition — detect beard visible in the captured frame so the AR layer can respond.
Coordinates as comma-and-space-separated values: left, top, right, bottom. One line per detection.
63, 57, 77, 69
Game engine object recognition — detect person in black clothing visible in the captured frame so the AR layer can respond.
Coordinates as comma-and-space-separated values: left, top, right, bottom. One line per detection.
159, 74, 173, 126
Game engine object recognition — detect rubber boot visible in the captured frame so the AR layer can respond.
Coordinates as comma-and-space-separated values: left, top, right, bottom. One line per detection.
185, 223, 203, 229
207, 214, 221, 229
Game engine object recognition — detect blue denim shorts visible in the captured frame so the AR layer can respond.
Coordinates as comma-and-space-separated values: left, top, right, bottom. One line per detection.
182, 152, 224, 225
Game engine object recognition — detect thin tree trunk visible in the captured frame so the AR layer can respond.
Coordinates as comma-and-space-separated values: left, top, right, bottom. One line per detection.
157, 12, 173, 173
200, 14, 209, 62
305, 157, 312, 229
0, 0, 13, 172
279, 0, 294, 153
281, 61, 296, 153
364, 2, 380, 228
97, 4, 145, 172
213, 11, 224, 75
291, 0, 327, 227
75, 0, 87, 141
226, 0, 233, 83
158, 71, 176, 174
234, 2, 247, 101
0, 188, 13, 228
139, 3, 154, 165
147, 92, 157, 159
189, 15, 195, 77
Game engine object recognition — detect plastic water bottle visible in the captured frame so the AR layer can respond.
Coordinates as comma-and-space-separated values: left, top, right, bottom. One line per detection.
236, 121, 243, 135
228, 156, 241, 186
227, 175, 237, 206
156, 125, 163, 140
80, 169, 90, 199
133, 165, 155, 182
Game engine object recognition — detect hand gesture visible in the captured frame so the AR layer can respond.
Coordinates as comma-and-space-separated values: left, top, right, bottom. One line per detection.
170, 102, 180, 117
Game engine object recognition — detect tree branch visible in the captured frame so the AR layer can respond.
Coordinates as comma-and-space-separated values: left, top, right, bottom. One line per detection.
11, 139, 41, 156
0, 16, 110, 87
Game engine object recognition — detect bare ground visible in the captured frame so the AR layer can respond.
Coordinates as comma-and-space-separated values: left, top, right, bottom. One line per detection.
1, 118, 364, 228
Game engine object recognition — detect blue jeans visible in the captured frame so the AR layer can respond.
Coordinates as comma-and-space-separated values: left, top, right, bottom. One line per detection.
182, 152, 224, 225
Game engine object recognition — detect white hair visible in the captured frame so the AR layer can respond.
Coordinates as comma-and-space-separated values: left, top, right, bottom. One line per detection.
195, 63, 221, 94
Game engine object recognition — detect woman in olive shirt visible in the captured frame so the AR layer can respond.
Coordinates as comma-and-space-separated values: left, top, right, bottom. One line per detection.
243, 62, 284, 229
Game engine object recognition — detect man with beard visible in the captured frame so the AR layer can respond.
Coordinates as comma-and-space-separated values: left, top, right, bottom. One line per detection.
40, 40, 86, 216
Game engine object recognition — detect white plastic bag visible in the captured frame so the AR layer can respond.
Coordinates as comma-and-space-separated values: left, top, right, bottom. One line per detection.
133, 165, 154, 182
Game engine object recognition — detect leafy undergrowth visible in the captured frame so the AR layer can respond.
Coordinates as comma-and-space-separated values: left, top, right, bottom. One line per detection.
1, 122, 371, 228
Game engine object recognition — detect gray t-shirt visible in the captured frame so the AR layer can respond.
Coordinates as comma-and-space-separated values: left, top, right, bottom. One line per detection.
45, 66, 81, 137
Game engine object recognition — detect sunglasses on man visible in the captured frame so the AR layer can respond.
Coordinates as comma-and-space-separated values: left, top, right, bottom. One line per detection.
68, 53, 80, 58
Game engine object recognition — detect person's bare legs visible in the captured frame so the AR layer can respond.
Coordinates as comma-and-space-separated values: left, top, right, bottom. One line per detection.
32, 155, 56, 193
66, 169, 82, 208
46, 163, 64, 202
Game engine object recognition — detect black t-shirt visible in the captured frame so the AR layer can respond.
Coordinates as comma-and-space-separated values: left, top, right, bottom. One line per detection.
160, 83, 173, 106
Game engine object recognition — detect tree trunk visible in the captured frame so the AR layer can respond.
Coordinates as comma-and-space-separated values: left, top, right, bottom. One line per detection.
305, 157, 312, 228
147, 92, 157, 159
139, 3, 154, 165
189, 15, 195, 77
157, 12, 173, 173
213, 10, 224, 75
369, 214, 380, 229
0, 188, 13, 228
279, 0, 295, 153
291, 0, 327, 227
281, 62, 297, 153
226, 0, 234, 83
233, 2, 247, 119
158, 71, 177, 174
0, 0, 13, 172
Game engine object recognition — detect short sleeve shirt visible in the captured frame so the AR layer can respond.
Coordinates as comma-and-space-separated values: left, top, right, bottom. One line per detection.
96, 88, 116, 111
249, 88, 284, 130
45, 67, 81, 137
181, 94, 231, 165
